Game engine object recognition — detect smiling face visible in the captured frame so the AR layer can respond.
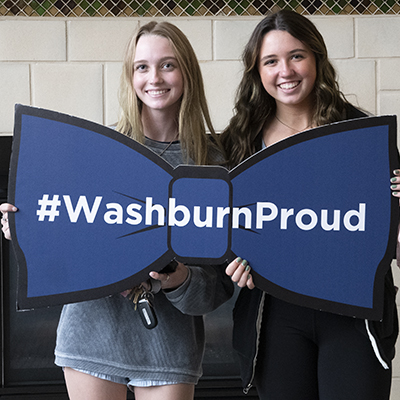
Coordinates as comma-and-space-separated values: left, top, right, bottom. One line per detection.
258, 29, 317, 111
133, 34, 184, 115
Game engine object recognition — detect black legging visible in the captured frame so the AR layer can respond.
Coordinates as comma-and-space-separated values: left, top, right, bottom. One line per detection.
254, 297, 392, 400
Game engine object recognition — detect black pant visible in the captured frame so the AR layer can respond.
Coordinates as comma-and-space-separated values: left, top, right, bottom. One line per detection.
254, 297, 392, 400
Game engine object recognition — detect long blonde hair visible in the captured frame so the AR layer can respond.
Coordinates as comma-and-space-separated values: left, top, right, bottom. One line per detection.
116, 21, 219, 165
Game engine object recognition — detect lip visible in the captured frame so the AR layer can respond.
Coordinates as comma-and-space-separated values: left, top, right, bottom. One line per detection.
146, 89, 170, 96
278, 81, 301, 91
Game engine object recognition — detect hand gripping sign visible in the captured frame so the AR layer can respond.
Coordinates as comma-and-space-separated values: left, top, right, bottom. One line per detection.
8, 105, 399, 320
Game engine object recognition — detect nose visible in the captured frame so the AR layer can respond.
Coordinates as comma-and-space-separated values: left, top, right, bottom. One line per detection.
150, 68, 163, 84
280, 60, 293, 77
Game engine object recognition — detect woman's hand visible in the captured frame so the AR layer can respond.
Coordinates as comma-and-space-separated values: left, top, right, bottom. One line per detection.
148, 262, 189, 291
225, 257, 255, 289
391, 169, 400, 204
0, 203, 18, 240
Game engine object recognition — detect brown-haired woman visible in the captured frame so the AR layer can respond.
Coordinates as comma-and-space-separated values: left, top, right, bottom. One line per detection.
221, 10, 398, 400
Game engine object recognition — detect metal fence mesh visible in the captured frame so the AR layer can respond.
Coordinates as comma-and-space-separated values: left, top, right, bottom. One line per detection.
1, 0, 400, 17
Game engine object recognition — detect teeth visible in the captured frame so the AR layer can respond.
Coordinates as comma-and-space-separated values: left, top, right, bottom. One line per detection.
148, 90, 168, 95
279, 82, 299, 90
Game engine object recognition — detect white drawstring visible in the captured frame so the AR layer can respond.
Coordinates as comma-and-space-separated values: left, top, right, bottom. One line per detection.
364, 319, 389, 370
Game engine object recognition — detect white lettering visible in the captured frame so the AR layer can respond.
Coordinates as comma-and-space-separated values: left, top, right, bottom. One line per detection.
280, 208, 294, 229
145, 197, 165, 226
343, 203, 366, 231
63, 195, 102, 223
104, 203, 123, 224
193, 206, 213, 228
256, 202, 278, 229
321, 209, 341, 231
295, 209, 318, 231
126, 203, 142, 225
216, 207, 230, 228
58, 195, 366, 234
233, 207, 252, 229
168, 198, 190, 227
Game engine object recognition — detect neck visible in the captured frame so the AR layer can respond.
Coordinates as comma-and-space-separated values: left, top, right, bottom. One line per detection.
275, 103, 313, 133
262, 103, 314, 148
141, 106, 179, 142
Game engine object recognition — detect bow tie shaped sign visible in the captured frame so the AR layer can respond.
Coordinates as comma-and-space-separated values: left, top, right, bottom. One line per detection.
8, 105, 398, 320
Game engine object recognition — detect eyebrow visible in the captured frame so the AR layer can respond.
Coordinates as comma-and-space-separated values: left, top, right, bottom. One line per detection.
133, 56, 178, 65
259, 48, 308, 63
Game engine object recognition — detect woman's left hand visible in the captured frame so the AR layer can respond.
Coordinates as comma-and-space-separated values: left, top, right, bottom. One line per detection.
391, 169, 400, 204
148, 262, 189, 291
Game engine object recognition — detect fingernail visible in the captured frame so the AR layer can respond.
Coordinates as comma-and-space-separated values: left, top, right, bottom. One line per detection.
391, 177, 397, 182
395, 170, 400, 174
245, 265, 250, 272
393, 192, 398, 196
391, 185, 397, 189
242, 259, 248, 267
236, 257, 242, 264
247, 274, 251, 280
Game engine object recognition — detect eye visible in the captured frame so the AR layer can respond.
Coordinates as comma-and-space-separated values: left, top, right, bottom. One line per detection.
262, 59, 276, 66
134, 64, 147, 72
292, 53, 305, 61
162, 62, 175, 70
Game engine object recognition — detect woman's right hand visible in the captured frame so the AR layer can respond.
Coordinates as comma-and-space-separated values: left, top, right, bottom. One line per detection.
0, 203, 18, 240
225, 257, 255, 289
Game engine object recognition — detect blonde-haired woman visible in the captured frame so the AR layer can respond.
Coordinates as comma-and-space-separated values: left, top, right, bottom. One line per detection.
1, 21, 233, 400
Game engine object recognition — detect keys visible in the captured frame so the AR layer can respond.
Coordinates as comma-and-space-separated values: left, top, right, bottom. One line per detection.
138, 291, 158, 329
127, 286, 158, 329
127, 286, 144, 310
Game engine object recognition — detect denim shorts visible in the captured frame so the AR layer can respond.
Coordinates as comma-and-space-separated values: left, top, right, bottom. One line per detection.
74, 368, 179, 389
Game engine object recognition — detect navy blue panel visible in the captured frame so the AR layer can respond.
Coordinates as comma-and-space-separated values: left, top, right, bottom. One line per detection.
169, 166, 231, 260
9, 105, 398, 319
230, 118, 398, 319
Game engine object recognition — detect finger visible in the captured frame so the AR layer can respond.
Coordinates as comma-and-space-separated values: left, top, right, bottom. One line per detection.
226, 257, 247, 277
390, 171, 400, 197
246, 274, 255, 290
391, 171, 400, 185
1, 209, 13, 240
140, 280, 151, 291
391, 184, 399, 192
391, 183, 400, 197
232, 259, 250, 283
228, 259, 251, 284
391, 190, 400, 198
0, 203, 17, 213
0, 213, 7, 224
149, 271, 170, 283
2, 225, 11, 240
149, 271, 161, 281
237, 264, 252, 288
225, 258, 239, 276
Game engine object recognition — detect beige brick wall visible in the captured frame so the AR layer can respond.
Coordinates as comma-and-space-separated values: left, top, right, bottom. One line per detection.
0, 15, 399, 397
1, 16, 400, 133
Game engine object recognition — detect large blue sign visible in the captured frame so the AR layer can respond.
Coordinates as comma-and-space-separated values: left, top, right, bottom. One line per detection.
8, 105, 398, 320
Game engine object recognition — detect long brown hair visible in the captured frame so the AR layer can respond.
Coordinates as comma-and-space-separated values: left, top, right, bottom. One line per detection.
221, 10, 350, 168
116, 21, 219, 165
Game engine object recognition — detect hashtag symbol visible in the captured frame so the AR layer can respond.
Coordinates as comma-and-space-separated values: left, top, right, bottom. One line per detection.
36, 194, 61, 222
